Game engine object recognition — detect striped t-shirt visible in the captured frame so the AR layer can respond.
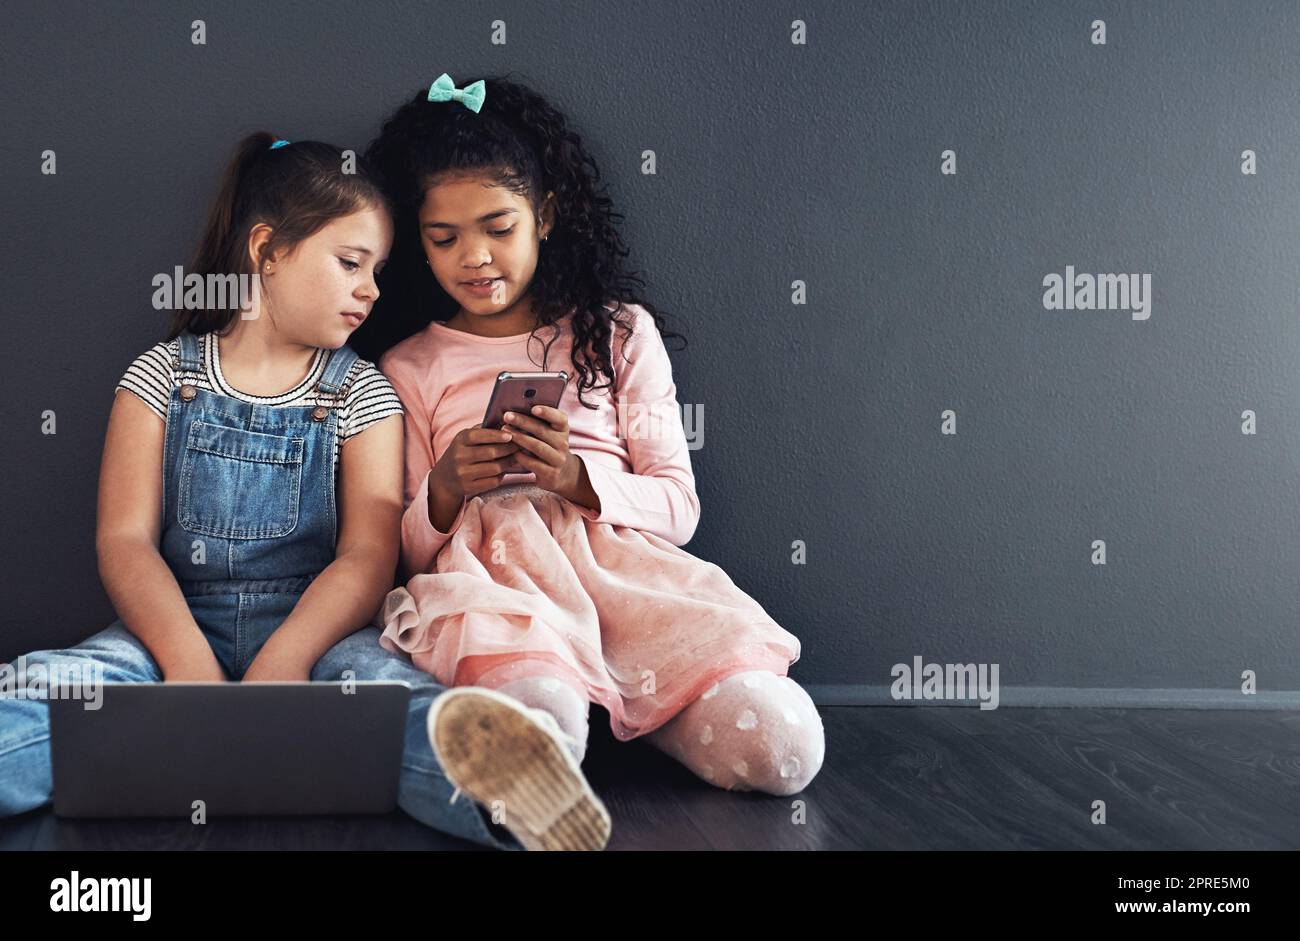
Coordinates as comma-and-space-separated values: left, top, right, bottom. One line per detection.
115, 332, 404, 466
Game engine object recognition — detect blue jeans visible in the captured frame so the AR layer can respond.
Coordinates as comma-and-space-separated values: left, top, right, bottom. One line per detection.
0, 619, 522, 851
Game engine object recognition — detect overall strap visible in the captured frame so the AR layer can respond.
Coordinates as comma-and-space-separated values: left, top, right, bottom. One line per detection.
316, 344, 359, 398
175, 331, 204, 375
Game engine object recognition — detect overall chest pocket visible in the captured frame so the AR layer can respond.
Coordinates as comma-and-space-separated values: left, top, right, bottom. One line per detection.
179, 420, 305, 539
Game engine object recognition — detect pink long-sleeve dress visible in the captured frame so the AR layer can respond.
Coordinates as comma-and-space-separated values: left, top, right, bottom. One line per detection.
375, 302, 801, 740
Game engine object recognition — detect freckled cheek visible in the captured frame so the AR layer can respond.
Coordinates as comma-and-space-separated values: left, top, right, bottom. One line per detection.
298, 268, 344, 316
331, 265, 357, 298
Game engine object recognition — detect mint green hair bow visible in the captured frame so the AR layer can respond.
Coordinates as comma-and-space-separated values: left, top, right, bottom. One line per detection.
426, 73, 486, 113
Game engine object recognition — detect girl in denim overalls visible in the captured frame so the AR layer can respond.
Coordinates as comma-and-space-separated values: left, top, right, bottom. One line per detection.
0, 132, 521, 851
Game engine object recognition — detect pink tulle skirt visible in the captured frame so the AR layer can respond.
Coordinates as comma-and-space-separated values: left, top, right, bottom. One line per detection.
377, 483, 801, 740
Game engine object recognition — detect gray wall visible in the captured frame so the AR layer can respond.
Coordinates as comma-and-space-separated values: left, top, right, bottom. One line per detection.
4, 0, 1298, 703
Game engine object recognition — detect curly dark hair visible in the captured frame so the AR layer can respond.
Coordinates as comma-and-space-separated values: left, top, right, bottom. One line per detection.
351, 71, 685, 408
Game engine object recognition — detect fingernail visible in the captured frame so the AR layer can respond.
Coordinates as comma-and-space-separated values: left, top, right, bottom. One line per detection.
504, 412, 515, 421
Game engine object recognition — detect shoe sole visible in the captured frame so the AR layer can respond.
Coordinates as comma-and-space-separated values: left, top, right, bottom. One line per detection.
428, 687, 611, 851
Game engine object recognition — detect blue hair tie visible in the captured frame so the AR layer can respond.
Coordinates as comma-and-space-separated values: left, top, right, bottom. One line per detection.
426, 73, 486, 113
269, 139, 291, 150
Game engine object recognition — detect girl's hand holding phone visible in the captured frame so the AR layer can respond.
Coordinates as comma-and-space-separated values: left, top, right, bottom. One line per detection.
502, 405, 582, 496
427, 424, 521, 530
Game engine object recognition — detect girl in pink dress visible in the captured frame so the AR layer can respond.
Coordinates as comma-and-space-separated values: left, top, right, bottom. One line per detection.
356, 73, 824, 796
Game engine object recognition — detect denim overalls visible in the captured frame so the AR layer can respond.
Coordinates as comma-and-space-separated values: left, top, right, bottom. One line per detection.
0, 330, 520, 850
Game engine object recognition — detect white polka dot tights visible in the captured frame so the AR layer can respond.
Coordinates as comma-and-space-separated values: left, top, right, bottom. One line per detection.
644, 671, 825, 795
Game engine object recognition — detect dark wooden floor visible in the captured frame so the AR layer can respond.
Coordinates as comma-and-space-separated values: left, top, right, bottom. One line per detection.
2, 706, 1298, 850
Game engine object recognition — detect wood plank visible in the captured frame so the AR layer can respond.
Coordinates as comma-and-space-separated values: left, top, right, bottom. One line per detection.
929, 707, 1300, 849
827, 706, 1113, 849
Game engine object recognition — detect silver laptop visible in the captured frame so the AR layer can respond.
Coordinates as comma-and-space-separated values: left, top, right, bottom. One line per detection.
50, 682, 411, 818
